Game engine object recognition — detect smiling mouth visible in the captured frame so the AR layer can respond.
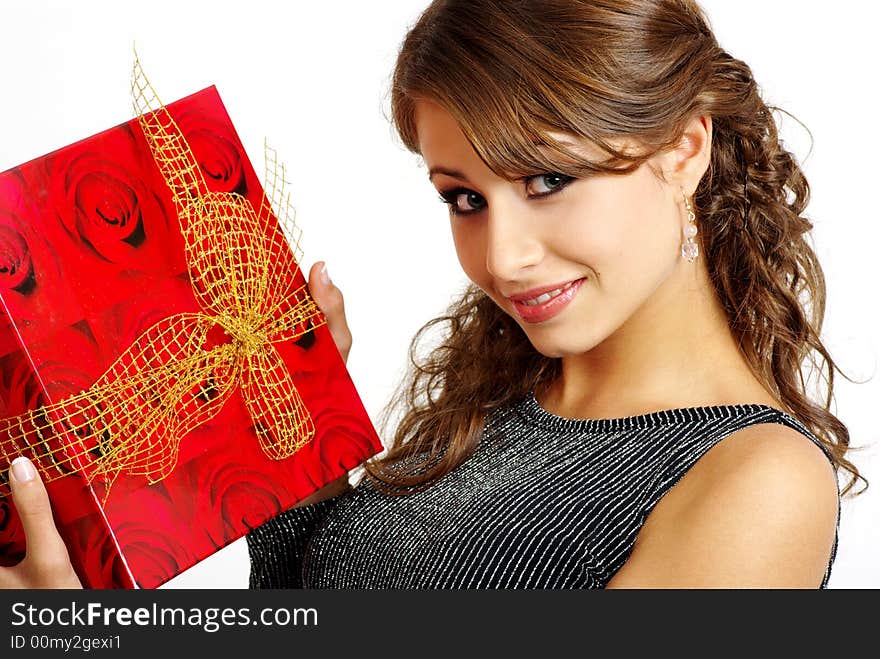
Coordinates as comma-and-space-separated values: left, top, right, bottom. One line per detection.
508, 278, 587, 324
518, 281, 578, 306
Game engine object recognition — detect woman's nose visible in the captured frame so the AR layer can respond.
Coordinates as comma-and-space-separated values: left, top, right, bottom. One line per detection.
484, 204, 545, 281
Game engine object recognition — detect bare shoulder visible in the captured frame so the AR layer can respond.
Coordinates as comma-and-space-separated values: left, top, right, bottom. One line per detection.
606, 422, 839, 588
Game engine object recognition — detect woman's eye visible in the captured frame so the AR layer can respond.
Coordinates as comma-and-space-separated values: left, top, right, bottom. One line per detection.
527, 173, 572, 195
438, 189, 486, 215
437, 173, 574, 216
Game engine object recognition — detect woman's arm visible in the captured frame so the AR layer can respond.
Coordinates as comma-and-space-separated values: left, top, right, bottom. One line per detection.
606, 423, 839, 589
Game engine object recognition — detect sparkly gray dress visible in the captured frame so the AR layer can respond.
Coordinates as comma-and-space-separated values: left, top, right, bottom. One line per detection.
246, 392, 839, 588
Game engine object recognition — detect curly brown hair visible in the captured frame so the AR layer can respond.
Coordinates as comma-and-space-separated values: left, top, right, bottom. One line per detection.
363, 0, 867, 497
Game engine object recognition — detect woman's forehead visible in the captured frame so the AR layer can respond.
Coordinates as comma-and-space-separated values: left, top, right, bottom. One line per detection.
414, 98, 615, 159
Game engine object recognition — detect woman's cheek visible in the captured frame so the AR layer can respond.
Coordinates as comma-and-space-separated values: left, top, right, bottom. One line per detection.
451, 220, 488, 282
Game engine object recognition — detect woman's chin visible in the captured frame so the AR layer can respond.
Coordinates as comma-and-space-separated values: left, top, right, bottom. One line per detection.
522, 329, 601, 360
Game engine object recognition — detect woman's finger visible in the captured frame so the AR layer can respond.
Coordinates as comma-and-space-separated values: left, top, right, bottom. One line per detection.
308, 261, 353, 364
7, 457, 82, 588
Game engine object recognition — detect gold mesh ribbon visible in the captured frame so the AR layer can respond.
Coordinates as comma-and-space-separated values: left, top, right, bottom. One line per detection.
0, 56, 326, 504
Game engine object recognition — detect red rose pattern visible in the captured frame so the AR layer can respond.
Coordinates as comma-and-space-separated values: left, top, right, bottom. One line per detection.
0, 323, 110, 482
68, 514, 133, 588
48, 125, 176, 268
175, 106, 250, 196
172, 433, 286, 549
105, 478, 204, 589
0, 497, 25, 566
0, 86, 384, 588
0, 222, 33, 293
0, 173, 83, 356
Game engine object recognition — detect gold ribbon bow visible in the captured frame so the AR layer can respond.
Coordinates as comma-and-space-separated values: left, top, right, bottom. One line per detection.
0, 56, 325, 504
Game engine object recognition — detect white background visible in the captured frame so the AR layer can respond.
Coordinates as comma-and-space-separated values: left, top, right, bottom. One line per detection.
1, 1, 877, 589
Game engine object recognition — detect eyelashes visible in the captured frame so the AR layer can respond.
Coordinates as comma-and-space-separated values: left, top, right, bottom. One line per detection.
437, 173, 576, 217
437, 188, 486, 216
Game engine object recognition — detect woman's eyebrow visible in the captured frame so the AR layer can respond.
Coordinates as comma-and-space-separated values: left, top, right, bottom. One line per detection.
428, 166, 470, 182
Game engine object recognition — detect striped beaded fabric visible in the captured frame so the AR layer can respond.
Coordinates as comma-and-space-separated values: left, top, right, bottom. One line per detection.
247, 391, 840, 589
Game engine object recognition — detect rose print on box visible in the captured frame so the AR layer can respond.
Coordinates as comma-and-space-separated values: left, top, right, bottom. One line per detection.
0, 66, 383, 588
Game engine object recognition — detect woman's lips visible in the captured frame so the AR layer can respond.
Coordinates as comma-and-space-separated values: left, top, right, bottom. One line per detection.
510, 277, 585, 323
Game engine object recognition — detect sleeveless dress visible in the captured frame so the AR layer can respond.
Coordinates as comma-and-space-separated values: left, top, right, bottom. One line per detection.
246, 392, 840, 588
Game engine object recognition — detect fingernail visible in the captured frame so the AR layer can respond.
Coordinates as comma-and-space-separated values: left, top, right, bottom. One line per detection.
10, 456, 36, 483
320, 263, 331, 286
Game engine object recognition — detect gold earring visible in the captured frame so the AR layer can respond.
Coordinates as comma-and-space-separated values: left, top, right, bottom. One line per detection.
681, 190, 699, 263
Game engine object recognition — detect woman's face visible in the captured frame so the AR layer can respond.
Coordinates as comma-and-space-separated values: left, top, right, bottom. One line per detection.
414, 99, 689, 359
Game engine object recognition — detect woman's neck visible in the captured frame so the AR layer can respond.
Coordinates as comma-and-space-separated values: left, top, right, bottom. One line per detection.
537, 261, 780, 419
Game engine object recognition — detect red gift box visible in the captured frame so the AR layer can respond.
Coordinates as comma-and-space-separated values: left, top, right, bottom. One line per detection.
0, 64, 384, 588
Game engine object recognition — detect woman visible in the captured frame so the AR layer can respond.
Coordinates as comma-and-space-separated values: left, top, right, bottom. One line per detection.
2, 0, 866, 589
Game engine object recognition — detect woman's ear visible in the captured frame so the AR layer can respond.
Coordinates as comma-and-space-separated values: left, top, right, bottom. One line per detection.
657, 114, 713, 196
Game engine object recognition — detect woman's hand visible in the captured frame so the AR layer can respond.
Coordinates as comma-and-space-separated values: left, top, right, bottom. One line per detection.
0, 457, 83, 589
308, 261, 352, 364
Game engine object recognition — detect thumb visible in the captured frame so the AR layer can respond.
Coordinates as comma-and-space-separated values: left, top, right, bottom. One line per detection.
308, 261, 352, 363
8, 457, 73, 573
